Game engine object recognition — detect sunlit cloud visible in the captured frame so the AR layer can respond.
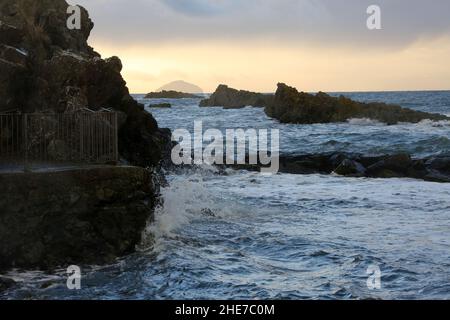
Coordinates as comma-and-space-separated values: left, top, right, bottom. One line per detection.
68, 0, 450, 92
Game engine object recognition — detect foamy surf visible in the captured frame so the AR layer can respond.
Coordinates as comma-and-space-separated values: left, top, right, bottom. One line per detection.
347, 118, 385, 126
140, 168, 244, 252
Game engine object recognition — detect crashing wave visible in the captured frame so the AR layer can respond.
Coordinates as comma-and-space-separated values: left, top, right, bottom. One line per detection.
347, 118, 385, 126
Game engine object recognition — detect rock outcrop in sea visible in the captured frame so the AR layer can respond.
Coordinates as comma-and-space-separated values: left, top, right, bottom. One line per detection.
200, 85, 273, 109
0, 0, 171, 167
145, 90, 201, 99
201, 83, 448, 124
266, 83, 448, 125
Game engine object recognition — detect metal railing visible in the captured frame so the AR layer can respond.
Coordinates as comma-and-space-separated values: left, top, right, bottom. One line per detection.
0, 112, 119, 165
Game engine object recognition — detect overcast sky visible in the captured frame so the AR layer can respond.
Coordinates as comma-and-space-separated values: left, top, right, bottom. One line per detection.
69, 0, 450, 92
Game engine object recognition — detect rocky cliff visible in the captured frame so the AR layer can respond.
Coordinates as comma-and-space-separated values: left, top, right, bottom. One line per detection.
0, 0, 172, 271
266, 83, 448, 125
0, 0, 171, 167
200, 85, 273, 109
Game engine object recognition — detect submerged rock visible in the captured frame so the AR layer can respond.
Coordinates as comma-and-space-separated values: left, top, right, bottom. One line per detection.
200, 85, 273, 109
265, 83, 448, 125
145, 90, 201, 99
148, 103, 172, 109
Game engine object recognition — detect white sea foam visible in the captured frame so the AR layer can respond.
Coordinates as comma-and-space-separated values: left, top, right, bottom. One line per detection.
415, 119, 450, 128
347, 118, 385, 126
140, 167, 241, 251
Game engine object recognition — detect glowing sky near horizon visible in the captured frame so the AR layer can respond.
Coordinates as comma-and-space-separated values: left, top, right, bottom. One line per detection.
68, 0, 450, 93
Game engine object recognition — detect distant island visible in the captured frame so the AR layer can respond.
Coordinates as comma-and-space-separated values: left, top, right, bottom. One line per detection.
145, 90, 202, 99
157, 80, 204, 94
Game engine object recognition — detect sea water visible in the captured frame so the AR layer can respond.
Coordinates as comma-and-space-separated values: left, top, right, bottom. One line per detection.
2, 91, 449, 300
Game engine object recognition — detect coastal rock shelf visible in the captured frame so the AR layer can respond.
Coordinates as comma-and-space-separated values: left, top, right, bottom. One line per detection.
223, 153, 450, 183
0, 166, 159, 270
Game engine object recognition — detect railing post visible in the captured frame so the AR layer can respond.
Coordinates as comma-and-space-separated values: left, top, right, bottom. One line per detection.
80, 113, 84, 162
23, 114, 28, 168
114, 112, 119, 162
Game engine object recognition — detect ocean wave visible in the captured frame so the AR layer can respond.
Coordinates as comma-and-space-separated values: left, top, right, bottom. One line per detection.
347, 118, 385, 126
346, 118, 450, 128
141, 169, 242, 252
415, 119, 450, 128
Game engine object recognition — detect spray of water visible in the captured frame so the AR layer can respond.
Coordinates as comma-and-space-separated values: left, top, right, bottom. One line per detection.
139, 166, 240, 252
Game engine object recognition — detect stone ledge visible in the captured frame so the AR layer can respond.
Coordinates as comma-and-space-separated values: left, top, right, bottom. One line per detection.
0, 166, 159, 271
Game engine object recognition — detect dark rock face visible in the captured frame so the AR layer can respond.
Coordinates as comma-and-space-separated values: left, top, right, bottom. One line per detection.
334, 159, 366, 176
365, 153, 412, 177
0, 0, 170, 167
145, 90, 201, 99
265, 83, 448, 125
0, 166, 159, 270
200, 85, 273, 109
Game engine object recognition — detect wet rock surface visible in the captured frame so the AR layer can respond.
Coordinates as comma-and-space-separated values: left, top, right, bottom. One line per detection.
0, 166, 160, 270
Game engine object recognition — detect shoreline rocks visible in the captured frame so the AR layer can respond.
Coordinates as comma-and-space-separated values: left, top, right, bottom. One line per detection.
200, 85, 273, 109
266, 83, 448, 125
0, 0, 171, 168
218, 153, 450, 183
145, 90, 201, 99
0, 0, 172, 271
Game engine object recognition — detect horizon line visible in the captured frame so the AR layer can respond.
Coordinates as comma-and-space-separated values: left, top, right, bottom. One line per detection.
131, 88, 450, 95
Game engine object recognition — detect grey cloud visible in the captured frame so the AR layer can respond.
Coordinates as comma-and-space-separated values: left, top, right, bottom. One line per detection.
163, 0, 240, 16
69, 0, 450, 48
